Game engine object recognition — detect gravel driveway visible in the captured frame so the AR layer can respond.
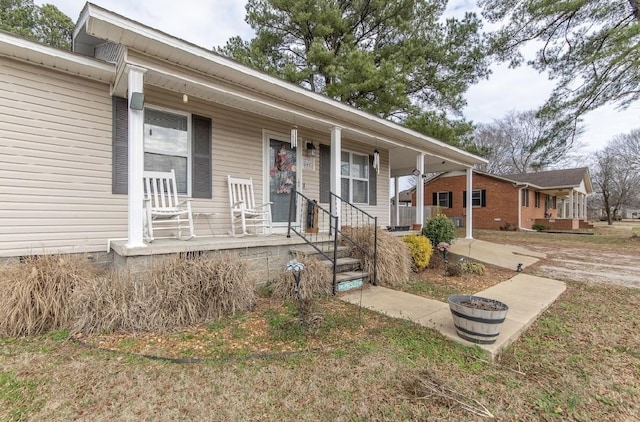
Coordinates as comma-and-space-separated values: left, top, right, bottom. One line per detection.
525, 244, 640, 289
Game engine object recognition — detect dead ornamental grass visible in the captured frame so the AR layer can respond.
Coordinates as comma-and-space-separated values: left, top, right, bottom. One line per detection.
270, 257, 333, 300
344, 227, 411, 287
0, 251, 256, 337
0, 254, 98, 336
72, 253, 256, 335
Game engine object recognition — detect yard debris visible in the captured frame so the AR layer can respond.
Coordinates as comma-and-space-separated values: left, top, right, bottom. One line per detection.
404, 369, 495, 419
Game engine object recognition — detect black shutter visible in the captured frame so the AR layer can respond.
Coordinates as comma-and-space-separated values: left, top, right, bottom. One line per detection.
112, 96, 128, 194
319, 144, 331, 203
432, 192, 437, 205
481, 189, 487, 207
191, 114, 212, 199
368, 154, 377, 205
448, 191, 453, 208
463, 190, 467, 208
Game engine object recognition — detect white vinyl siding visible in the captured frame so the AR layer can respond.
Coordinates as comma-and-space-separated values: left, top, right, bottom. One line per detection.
0, 58, 393, 257
0, 58, 119, 256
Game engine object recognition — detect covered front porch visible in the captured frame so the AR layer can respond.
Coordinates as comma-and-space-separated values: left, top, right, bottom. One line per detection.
73, 4, 486, 261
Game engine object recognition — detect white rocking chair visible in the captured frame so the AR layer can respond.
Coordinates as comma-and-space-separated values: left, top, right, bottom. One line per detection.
228, 175, 273, 236
143, 169, 195, 242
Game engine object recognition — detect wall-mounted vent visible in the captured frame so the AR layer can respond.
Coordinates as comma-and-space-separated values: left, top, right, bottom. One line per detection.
95, 42, 124, 64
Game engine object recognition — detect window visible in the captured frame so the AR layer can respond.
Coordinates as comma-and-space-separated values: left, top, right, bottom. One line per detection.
534, 191, 541, 208
341, 151, 369, 204
522, 189, 530, 207
462, 189, 486, 207
144, 108, 190, 194
111, 96, 212, 198
437, 191, 450, 208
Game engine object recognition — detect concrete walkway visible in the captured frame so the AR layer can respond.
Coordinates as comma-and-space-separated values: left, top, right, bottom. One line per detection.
448, 238, 547, 270
339, 239, 566, 360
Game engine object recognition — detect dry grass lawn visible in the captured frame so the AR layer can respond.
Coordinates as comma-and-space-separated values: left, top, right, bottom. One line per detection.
1, 223, 640, 420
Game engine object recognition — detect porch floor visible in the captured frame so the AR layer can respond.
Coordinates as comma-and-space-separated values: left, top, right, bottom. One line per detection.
109, 233, 335, 257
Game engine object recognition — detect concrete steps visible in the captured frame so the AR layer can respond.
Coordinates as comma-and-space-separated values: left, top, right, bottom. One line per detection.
290, 244, 368, 293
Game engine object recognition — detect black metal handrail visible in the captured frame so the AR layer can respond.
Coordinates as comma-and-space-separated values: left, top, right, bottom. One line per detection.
329, 192, 378, 286
287, 188, 338, 294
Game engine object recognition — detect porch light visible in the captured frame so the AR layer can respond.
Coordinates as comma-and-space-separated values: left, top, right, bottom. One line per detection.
129, 92, 145, 110
373, 149, 380, 174
306, 142, 316, 157
182, 93, 188, 103
290, 125, 298, 148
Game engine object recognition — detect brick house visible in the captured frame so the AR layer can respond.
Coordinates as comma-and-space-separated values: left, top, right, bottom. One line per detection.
414, 168, 593, 230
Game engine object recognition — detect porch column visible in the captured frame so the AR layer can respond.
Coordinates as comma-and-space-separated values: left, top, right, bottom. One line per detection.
395, 177, 400, 226
415, 153, 425, 229
578, 193, 583, 218
465, 167, 473, 239
330, 126, 342, 230
569, 189, 574, 219
126, 65, 147, 248
583, 194, 588, 219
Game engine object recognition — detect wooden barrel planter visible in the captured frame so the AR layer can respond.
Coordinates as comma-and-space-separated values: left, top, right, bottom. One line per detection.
448, 295, 509, 344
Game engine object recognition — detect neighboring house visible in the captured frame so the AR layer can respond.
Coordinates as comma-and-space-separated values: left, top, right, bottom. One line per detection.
390, 188, 413, 207
416, 168, 593, 230
622, 208, 640, 219
0, 2, 486, 273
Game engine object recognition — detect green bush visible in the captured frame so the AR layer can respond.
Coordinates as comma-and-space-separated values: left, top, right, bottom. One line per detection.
532, 223, 549, 231
422, 214, 457, 246
401, 235, 433, 272
461, 262, 486, 275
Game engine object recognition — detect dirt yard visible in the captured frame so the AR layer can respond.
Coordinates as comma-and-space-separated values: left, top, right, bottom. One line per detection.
525, 244, 640, 288
474, 222, 640, 289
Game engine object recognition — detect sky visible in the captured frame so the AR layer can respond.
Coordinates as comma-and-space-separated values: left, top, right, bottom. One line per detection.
37, 0, 640, 154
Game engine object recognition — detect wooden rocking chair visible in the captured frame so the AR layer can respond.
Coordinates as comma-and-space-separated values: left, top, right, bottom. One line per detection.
228, 175, 273, 236
143, 169, 195, 242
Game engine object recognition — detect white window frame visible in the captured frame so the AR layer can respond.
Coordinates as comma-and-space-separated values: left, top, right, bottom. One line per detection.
522, 188, 530, 207
471, 189, 482, 207
341, 150, 369, 204
143, 106, 192, 196
437, 191, 450, 208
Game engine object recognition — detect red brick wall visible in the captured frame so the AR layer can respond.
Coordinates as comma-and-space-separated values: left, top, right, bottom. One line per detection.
416, 173, 556, 230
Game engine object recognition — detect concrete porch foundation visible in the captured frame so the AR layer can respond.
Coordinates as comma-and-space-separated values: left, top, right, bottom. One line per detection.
109, 234, 335, 283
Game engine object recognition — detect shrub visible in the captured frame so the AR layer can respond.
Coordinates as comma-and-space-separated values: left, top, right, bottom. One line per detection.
0, 254, 98, 336
344, 226, 411, 287
401, 235, 433, 272
422, 214, 457, 246
532, 223, 549, 231
446, 263, 463, 277
271, 257, 333, 300
72, 252, 256, 335
499, 222, 517, 231
461, 262, 486, 275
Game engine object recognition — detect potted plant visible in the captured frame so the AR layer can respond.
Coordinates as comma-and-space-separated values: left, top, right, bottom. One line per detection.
448, 295, 509, 344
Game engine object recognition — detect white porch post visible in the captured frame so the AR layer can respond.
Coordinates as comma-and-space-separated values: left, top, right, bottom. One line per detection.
577, 193, 582, 218
583, 194, 588, 219
330, 127, 342, 230
415, 153, 425, 229
126, 65, 147, 248
569, 189, 574, 219
395, 177, 400, 226
465, 167, 473, 239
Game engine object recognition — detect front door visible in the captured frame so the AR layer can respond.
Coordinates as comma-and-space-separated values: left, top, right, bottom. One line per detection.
267, 138, 298, 225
